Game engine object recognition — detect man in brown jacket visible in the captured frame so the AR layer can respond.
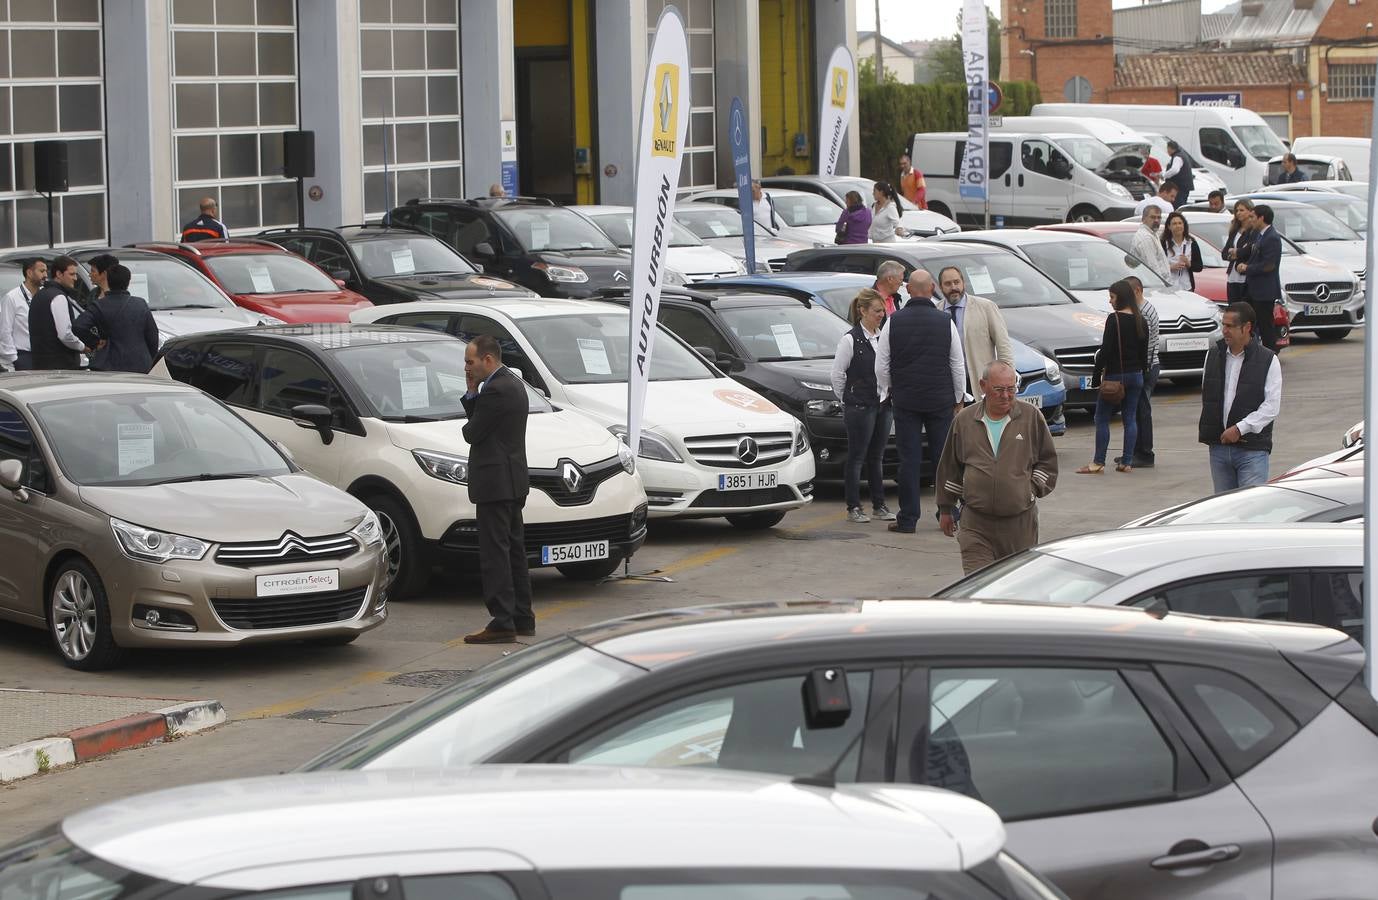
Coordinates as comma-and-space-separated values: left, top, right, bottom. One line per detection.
936, 361, 1059, 574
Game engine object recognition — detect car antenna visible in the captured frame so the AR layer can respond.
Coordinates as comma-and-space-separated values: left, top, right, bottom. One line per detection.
791, 677, 905, 790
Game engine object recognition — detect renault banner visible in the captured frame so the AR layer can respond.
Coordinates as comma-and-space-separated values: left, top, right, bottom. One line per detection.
627, 5, 690, 459
818, 45, 855, 177
957, 0, 989, 204
728, 97, 756, 275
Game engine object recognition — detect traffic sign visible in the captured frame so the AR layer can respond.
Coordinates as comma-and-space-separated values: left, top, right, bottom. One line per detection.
988, 81, 1003, 114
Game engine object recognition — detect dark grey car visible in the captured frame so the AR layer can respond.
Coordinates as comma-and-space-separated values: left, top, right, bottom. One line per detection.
303, 598, 1378, 900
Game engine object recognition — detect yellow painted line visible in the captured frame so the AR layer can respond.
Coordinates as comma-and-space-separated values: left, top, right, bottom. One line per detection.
654, 545, 739, 576
239, 670, 397, 720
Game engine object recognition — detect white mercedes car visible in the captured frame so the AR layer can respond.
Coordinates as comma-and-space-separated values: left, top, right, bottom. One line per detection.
673, 201, 812, 273
686, 187, 842, 246
353, 299, 815, 529
569, 204, 746, 282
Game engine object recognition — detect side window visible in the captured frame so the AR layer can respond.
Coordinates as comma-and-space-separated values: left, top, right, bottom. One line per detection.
386, 312, 456, 335
388, 206, 417, 226
564, 670, 873, 780
251, 874, 517, 900
455, 315, 544, 390
989, 141, 1013, 179
449, 210, 499, 257
1200, 128, 1244, 168
305, 238, 354, 278
919, 666, 1179, 820
259, 348, 351, 427
192, 343, 260, 407
1313, 569, 1364, 643
1021, 139, 1068, 179
1157, 665, 1298, 775
0, 402, 47, 491
658, 306, 733, 357
1139, 572, 1294, 621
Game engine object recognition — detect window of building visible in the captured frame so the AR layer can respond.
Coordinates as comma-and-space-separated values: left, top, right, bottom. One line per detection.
647, 0, 717, 190
171, 0, 300, 232
1045, 0, 1078, 39
360, 0, 462, 218
0, 4, 105, 249
1328, 63, 1377, 101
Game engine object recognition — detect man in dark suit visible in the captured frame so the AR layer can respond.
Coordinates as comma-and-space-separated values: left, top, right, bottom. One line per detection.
73, 265, 160, 373
1239, 204, 1282, 351
460, 333, 533, 644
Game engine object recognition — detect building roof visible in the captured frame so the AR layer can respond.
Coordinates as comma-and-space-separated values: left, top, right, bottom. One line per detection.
1115, 51, 1306, 88
1200, 12, 1235, 42
1113, 0, 1203, 57
1211, 0, 1334, 48
857, 31, 917, 57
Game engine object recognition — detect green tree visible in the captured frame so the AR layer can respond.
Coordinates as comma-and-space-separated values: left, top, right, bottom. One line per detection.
926, 9, 1001, 84
859, 56, 898, 87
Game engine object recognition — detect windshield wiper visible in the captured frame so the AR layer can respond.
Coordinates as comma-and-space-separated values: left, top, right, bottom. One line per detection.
378, 413, 465, 422
145, 472, 261, 485
164, 304, 226, 310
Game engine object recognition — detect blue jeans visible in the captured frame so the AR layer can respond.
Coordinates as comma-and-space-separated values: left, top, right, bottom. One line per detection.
1094, 371, 1144, 466
1209, 444, 1270, 493
843, 402, 892, 510
893, 405, 953, 530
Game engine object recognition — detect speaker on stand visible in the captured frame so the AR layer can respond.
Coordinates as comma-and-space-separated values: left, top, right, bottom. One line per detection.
282, 131, 315, 229
33, 140, 68, 248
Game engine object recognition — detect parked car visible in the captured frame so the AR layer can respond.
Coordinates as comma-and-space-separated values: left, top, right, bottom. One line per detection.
1266, 154, 1353, 185
760, 173, 962, 236
673, 200, 811, 273
685, 187, 841, 245
154, 325, 646, 596
568, 204, 744, 281
258, 224, 534, 305
1271, 420, 1365, 481
134, 239, 373, 324
0, 765, 1067, 900
351, 299, 815, 529
1182, 198, 1367, 286
302, 596, 1378, 900
1234, 190, 1367, 232
0, 373, 388, 669
1122, 476, 1362, 528
1267, 179, 1369, 200
784, 242, 1109, 409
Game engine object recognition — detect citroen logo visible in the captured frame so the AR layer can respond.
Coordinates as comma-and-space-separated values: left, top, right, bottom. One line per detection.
1314, 283, 1332, 302
736, 436, 759, 465
613, 270, 628, 282
561, 461, 583, 494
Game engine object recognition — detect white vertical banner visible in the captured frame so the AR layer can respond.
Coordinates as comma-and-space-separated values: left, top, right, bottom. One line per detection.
818, 45, 856, 177
627, 6, 691, 459
957, 0, 989, 208
1363, 106, 1378, 697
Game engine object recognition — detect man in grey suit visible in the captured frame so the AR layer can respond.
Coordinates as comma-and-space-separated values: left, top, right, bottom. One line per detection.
460, 333, 533, 644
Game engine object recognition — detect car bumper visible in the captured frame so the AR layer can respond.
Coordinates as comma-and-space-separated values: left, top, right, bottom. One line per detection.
1282, 294, 1365, 333
434, 505, 648, 566
638, 451, 816, 518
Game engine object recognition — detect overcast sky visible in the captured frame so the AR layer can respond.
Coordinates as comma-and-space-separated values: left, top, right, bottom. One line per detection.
859, 0, 1238, 43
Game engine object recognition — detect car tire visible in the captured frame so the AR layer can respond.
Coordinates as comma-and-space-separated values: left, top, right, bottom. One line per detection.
47, 558, 123, 671
1068, 204, 1102, 223
927, 201, 953, 221
305, 633, 359, 647
726, 510, 787, 530
1317, 328, 1351, 342
361, 492, 428, 600
556, 557, 623, 580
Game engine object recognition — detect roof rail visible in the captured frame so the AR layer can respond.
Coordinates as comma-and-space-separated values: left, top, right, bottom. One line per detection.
691, 281, 817, 306
128, 240, 202, 256
337, 222, 427, 234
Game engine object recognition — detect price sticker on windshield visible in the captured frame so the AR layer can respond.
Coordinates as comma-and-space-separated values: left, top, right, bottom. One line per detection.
967, 266, 995, 296
117, 423, 155, 475
577, 338, 612, 375
391, 248, 416, 275
399, 366, 429, 410
248, 265, 275, 293
771, 323, 803, 358
129, 273, 149, 299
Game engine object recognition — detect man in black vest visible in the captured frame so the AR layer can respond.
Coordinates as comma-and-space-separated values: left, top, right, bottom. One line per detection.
1163, 140, 1195, 208
28, 256, 89, 370
1200, 302, 1281, 493
73, 264, 160, 373
875, 283, 966, 533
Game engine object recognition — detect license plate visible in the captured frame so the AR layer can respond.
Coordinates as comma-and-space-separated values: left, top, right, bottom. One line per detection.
1169, 336, 1210, 351
1305, 302, 1343, 316
718, 471, 779, 491
1024, 394, 1043, 408
256, 568, 339, 597
541, 541, 609, 565
1078, 376, 1094, 390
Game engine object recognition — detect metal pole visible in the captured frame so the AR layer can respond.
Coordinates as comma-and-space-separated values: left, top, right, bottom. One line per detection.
873, 0, 883, 84
296, 177, 306, 229
45, 193, 53, 248
1364, 107, 1378, 698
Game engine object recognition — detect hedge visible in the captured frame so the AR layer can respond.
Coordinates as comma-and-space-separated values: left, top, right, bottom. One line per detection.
859, 80, 1042, 183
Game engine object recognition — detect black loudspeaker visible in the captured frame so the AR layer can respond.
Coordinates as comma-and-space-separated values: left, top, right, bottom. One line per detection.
34, 140, 68, 193
283, 130, 315, 179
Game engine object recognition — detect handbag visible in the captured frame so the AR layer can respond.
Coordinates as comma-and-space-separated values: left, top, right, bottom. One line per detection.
1098, 314, 1126, 403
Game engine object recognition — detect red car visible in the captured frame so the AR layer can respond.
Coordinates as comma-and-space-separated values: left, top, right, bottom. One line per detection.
136, 239, 373, 323
1035, 221, 1290, 349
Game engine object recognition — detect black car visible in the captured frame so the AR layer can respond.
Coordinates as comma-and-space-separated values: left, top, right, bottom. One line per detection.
257, 224, 536, 305
387, 197, 653, 299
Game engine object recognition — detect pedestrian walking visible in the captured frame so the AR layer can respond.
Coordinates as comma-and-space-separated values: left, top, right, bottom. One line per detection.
1201, 301, 1281, 492
28, 256, 90, 370
1162, 140, 1195, 207
1277, 153, 1307, 184
1117, 275, 1159, 469
937, 266, 1013, 401
1129, 206, 1172, 283
1160, 212, 1203, 292
1239, 204, 1282, 351
830, 288, 895, 524
1222, 198, 1256, 304
868, 182, 908, 243
72, 265, 159, 374
899, 153, 927, 210
180, 197, 226, 243
1079, 280, 1148, 475
834, 191, 872, 244
904, 268, 938, 309
0, 257, 46, 372
460, 334, 534, 644
873, 260, 905, 316
935, 361, 1058, 574
1206, 189, 1227, 213
1133, 182, 1176, 219
875, 280, 965, 534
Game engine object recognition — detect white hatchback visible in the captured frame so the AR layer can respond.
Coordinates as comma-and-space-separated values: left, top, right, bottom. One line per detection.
569, 204, 747, 282
353, 299, 816, 529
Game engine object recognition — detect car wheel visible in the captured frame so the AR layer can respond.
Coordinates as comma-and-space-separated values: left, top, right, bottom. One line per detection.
1317, 328, 1351, 342
48, 559, 123, 671
726, 510, 787, 530
362, 493, 427, 599
556, 557, 623, 580
927, 201, 953, 220
1068, 205, 1102, 223
305, 634, 358, 647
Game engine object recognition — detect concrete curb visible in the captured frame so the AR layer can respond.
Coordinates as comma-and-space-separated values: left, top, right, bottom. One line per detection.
0, 699, 225, 784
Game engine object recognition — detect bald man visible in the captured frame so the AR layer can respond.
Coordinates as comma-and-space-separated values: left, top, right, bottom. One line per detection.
180, 197, 226, 243
904, 270, 937, 310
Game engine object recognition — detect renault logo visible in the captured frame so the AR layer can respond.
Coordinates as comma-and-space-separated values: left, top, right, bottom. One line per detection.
1314, 283, 1332, 302
736, 436, 759, 465
561, 462, 583, 494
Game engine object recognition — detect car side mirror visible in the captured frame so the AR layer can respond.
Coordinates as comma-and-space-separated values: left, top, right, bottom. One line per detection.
802, 667, 852, 729
473, 242, 496, 259
0, 458, 28, 502
333, 278, 348, 288
291, 403, 335, 445
331, 270, 353, 285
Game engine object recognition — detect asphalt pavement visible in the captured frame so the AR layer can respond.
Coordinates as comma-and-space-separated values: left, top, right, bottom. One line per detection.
0, 333, 1363, 841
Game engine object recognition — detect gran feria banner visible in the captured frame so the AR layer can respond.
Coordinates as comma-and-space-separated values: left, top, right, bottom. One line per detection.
957, 0, 990, 207
627, 6, 691, 459
818, 45, 855, 178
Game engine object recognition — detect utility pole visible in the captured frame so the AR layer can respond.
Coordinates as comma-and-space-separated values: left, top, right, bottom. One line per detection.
874, 0, 884, 83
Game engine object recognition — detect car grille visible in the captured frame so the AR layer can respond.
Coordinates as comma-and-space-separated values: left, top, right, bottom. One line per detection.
1284, 282, 1353, 305
1158, 315, 1218, 335
1017, 367, 1051, 387
684, 270, 742, 282
1158, 349, 1208, 371
1053, 346, 1099, 376
689, 486, 798, 508
215, 532, 357, 566
213, 586, 368, 630
529, 456, 622, 507
684, 432, 793, 469
440, 510, 646, 553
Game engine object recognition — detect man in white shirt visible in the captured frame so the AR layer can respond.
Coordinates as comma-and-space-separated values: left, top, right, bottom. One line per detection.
1200, 302, 1281, 492
750, 180, 779, 232
1129, 206, 1172, 283
1133, 183, 1176, 219
0, 257, 46, 371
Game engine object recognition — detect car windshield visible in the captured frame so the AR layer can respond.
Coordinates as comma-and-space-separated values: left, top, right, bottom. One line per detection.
772, 193, 846, 227
1142, 486, 1338, 526
0, 830, 154, 900
1053, 136, 1114, 170
936, 549, 1122, 605
589, 212, 702, 248
919, 252, 1073, 307
825, 176, 876, 201
351, 236, 478, 278
1233, 124, 1287, 161
205, 253, 338, 294
1022, 239, 1168, 290
1188, 219, 1300, 257
303, 637, 644, 770
521, 311, 716, 384
676, 206, 745, 238
718, 303, 847, 361
33, 391, 289, 487
103, 257, 237, 311
1299, 196, 1367, 231
495, 207, 619, 252
1273, 205, 1361, 242
815, 285, 869, 320
1328, 182, 1368, 200
333, 340, 552, 421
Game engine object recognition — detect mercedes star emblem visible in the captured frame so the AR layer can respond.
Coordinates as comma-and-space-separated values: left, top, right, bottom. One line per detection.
1314, 283, 1332, 302
561, 461, 583, 494
736, 436, 759, 465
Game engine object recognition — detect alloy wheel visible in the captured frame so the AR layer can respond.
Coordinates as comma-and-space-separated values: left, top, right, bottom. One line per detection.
52, 570, 98, 661
375, 509, 403, 585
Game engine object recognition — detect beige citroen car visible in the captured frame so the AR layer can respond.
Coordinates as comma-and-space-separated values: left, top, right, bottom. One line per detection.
0, 372, 388, 670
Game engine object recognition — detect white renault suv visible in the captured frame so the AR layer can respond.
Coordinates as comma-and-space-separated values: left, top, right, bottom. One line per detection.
353, 299, 816, 529
154, 324, 647, 597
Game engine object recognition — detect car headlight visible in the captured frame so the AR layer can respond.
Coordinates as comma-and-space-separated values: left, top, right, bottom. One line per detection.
609, 425, 683, 462
731, 259, 748, 275
1043, 355, 1060, 384
413, 448, 469, 484
532, 262, 589, 284
664, 269, 688, 286
806, 398, 842, 416
794, 426, 810, 455
349, 510, 384, 547
799, 380, 832, 392
110, 518, 209, 563
617, 439, 636, 474
1108, 183, 1132, 200
254, 313, 286, 326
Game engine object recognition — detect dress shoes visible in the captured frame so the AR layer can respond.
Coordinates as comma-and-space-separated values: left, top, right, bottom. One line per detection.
515, 621, 536, 637
463, 627, 517, 644
887, 522, 916, 534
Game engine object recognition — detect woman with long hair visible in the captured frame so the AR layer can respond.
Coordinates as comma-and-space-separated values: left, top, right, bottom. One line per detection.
834, 190, 872, 244
1079, 280, 1149, 475
829, 288, 895, 523
868, 182, 908, 243
1223, 198, 1255, 303
1160, 211, 1204, 292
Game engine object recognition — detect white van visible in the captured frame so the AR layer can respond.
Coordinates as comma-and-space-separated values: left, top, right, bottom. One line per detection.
1032, 103, 1287, 194
1292, 136, 1370, 181
909, 131, 1139, 227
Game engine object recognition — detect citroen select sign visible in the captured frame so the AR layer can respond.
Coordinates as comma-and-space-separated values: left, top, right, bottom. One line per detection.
651, 63, 680, 158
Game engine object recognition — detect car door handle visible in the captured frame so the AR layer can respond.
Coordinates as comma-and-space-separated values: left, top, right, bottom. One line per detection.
1150, 843, 1241, 871
1018, 174, 1025, 188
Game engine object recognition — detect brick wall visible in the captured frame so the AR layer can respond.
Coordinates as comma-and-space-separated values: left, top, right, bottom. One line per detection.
1315, 0, 1378, 136
1001, 0, 1115, 102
